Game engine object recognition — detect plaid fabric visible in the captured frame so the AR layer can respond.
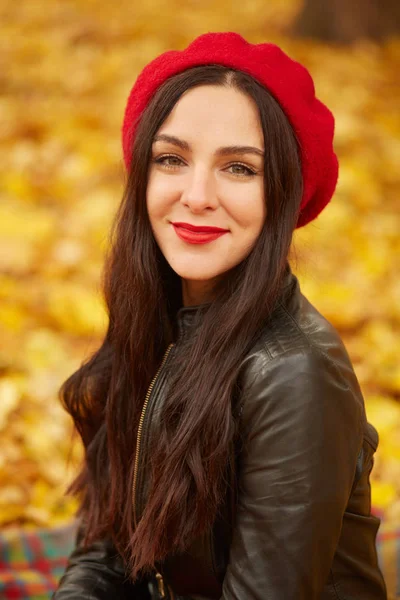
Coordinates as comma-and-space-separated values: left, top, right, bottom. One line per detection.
0, 521, 78, 600
0, 518, 398, 599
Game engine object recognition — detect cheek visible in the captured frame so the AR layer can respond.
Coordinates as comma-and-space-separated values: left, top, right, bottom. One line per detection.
146, 173, 179, 218
227, 182, 266, 233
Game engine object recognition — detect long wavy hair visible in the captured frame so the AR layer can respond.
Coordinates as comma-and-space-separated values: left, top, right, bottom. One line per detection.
59, 64, 304, 581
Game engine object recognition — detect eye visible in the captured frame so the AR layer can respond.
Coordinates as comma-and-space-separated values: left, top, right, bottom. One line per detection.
152, 154, 185, 170
225, 162, 257, 177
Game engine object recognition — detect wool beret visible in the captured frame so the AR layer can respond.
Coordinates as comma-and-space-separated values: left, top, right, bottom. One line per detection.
121, 32, 339, 228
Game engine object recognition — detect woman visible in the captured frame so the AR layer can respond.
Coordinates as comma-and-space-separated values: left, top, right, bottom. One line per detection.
53, 32, 387, 599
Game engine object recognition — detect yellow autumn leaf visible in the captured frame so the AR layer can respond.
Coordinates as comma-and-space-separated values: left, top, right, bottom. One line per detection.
46, 282, 108, 336
0, 379, 20, 431
371, 481, 397, 510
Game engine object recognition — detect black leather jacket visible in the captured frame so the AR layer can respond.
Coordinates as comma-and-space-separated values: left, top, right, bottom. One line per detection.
53, 267, 387, 599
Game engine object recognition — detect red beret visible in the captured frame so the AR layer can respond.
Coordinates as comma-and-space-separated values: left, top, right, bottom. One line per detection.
122, 32, 339, 228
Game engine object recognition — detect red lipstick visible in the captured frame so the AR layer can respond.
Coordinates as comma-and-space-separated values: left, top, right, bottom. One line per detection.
171, 222, 229, 245
172, 222, 229, 233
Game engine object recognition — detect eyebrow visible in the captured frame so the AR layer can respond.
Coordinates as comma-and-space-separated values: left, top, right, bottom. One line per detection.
153, 134, 264, 158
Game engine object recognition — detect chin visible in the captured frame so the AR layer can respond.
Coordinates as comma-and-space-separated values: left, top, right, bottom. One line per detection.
168, 261, 225, 282
175, 269, 223, 281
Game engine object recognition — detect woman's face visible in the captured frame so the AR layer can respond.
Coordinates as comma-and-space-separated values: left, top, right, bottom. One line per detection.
146, 84, 266, 306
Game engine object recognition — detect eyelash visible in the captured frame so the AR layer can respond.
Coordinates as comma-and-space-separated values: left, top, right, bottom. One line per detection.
152, 154, 258, 177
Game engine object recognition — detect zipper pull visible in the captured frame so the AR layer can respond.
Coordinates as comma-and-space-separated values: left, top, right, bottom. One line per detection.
155, 570, 166, 598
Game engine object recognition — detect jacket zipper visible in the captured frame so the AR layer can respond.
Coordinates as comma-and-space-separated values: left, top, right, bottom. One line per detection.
132, 342, 175, 598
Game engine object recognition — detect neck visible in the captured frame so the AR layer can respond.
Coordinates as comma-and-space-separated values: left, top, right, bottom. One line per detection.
181, 278, 218, 307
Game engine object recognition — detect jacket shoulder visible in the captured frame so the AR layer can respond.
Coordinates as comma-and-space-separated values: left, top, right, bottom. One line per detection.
234, 289, 367, 437
249, 290, 358, 380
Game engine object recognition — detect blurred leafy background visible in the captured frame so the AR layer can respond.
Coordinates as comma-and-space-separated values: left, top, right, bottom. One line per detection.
0, 0, 399, 531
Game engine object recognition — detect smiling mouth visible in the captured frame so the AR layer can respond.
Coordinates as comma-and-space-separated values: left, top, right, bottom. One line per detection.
171, 222, 229, 233
172, 223, 228, 245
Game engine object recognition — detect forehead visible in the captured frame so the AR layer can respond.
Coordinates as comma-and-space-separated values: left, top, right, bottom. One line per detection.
156, 84, 263, 146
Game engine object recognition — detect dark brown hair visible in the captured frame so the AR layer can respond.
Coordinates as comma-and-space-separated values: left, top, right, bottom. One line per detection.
59, 65, 303, 582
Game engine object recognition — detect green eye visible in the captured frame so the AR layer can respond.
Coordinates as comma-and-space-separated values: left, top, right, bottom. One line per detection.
153, 154, 184, 168
227, 163, 257, 177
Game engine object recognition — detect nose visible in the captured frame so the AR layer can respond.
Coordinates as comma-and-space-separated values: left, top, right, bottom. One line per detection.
180, 165, 218, 212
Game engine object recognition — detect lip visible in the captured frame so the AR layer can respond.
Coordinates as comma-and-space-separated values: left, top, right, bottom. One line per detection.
171, 221, 229, 233
172, 224, 228, 245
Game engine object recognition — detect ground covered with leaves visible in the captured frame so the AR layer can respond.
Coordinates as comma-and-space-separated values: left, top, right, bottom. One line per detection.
1, 1, 399, 528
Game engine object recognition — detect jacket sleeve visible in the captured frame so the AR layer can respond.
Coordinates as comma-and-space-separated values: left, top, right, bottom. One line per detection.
52, 519, 150, 600
221, 348, 364, 600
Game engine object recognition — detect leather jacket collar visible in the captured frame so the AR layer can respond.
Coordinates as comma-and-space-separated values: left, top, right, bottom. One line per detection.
175, 302, 211, 340
174, 262, 298, 341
